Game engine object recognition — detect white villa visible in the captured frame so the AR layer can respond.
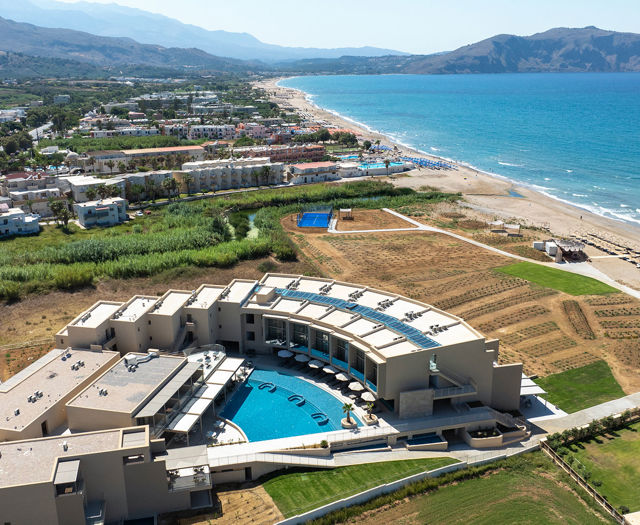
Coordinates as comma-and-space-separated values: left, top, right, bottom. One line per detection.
74, 197, 128, 228
0, 206, 40, 237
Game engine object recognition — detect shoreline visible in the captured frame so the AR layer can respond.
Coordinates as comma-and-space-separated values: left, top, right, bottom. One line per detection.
256, 76, 640, 291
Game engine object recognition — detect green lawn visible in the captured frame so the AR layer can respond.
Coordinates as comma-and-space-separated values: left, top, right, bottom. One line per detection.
369, 455, 612, 524
535, 361, 625, 413
570, 421, 640, 512
262, 457, 457, 518
495, 262, 618, 295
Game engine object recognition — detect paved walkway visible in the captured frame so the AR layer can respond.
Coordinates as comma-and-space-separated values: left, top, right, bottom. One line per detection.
328, 208, 640, 299
533, 392, 640, 434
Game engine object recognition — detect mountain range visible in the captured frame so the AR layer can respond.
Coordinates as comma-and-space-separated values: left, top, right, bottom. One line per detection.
0, 0, 405, 62
0, 5, 639, 79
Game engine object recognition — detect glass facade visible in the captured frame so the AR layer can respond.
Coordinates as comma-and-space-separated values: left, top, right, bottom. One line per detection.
265, 318, 286, 342
312, 330, 330, 359
366, 359, 378, 392
291, 323, 308, 347
332, 338, 349, 370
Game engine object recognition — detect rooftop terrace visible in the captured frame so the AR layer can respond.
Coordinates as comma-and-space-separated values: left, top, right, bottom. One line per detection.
67, 353, 185, 414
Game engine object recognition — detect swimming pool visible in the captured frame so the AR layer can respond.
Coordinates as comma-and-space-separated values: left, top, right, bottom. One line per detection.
221, 368, 361, 441
360, 162, 404, 169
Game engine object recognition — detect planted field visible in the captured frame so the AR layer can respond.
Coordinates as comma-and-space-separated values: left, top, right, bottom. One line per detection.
535, 361, 625, 413
262, 458, 457, 518
568, 421, 640, 513
496, 262, 618, 296
563, 300, 596, 339
318, 454, 612, 525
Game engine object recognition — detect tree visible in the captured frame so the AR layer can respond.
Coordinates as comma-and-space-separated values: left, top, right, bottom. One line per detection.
162, 177, 177, 200
25, 199, 34, 213
342, 403, 353, 425
146, 179, 157, 202
117, 161, 126, 174
49, 200, 71, 229
96, 184, 111, 200
105, 160, 115, 175
182, 172, 194, 195
109, 185, 121, 198
128, 183, 144, 203
85, 187, 98, 201
363, 140, 372, 151
260, 165, 272, 186
87, 156, 96, 173
384, 158, 391, 177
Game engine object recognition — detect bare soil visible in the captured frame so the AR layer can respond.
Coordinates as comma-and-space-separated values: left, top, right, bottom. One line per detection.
334, 209, 416, 231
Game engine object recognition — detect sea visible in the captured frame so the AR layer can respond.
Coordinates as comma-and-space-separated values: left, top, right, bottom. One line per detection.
279, 73, 640, 227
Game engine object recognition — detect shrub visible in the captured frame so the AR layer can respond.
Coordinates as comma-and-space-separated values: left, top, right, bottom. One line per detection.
258, 261, 277, 273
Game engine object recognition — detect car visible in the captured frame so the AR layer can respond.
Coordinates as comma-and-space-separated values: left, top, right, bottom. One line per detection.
135, 211, 144, 217
144, 210, 152, 215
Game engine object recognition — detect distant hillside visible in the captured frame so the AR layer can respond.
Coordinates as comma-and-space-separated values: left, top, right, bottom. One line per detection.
279, 27, 640, 74
0, 0, 407, 62
0, 17, 254, 72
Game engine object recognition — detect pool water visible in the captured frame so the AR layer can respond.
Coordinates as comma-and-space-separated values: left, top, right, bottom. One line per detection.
360, 162, 404, 169
221, 368, 361, 441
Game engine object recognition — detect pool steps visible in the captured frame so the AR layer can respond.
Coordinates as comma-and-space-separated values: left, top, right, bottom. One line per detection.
311, 412, 330, 425
258, 382, 276, 392
288, 394, 306, 406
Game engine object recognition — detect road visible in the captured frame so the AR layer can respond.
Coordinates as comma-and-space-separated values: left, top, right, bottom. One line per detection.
29, 122, 52, 142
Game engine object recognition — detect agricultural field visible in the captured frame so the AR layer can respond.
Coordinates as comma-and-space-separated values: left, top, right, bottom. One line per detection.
310, 454, 612, 525
534, 361, 625, 413
262, 458, 457, 518
568, 420, 640, 513
285, 203, 640, 393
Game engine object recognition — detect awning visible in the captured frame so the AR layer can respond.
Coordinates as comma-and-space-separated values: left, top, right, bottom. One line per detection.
166, 412, 200, 433
182, 396, 213, 417
520, 374, 546, 396
207, 368, 236, 385
194, 383, 225, 400
135, 362, 201, 418
217, 356, 245, 372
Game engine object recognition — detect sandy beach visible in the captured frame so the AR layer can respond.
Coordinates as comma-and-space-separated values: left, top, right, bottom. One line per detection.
257, 77, 640, 291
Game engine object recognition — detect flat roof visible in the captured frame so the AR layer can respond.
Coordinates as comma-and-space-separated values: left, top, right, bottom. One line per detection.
71, 302, 122, 328
151, 291, 191, 316
135, 362, 201, 418
221, 280, 257, 304
189, 285, 225, 309
114, 296, 158, 322
0, 349, 119, 433
68, 354, 186, 415
0, 429, 122, 488
270, 298, 304, 314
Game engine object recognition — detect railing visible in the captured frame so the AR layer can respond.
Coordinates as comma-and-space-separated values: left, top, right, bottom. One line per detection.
433, 384, 476, 400
366, 379, 377, 393
168, 471, 212, 492
540, 440, 629, 524
310, 348, 330, 360
350, 369, 365, 382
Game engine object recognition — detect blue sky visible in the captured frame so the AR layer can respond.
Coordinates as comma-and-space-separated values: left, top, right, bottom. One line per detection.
57, 0, 640, 54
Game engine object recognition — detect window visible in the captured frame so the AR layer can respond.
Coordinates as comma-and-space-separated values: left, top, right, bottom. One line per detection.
291, 323, 308, 346
265, 318, 286, 341
246, 313, 255, 324
246, 331, 255, 341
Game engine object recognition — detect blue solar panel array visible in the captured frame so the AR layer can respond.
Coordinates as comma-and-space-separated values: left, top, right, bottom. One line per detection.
275, 288, 440, 349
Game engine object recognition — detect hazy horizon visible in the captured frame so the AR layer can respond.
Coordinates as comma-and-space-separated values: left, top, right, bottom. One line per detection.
48, 0, 640, 55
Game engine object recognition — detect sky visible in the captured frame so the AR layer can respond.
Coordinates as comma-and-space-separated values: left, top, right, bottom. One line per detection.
56, 0, 640, 54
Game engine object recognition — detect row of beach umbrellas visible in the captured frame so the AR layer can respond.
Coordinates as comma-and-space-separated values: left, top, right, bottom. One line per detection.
277, 349, 376, 402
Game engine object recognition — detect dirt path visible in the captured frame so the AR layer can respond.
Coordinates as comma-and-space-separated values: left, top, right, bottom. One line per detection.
209, 484, 283, 525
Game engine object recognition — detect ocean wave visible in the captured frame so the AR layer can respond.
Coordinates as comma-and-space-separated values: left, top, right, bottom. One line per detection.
498, 161, 524, 167
621, 204, 630, 208
565, 169, 573, 173
544, 177, 551, 181
572, 193, 588, 197
430, 147, 440, 152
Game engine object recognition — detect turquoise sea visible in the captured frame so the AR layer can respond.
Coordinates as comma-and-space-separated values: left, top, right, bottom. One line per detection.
280, 73, 640, 226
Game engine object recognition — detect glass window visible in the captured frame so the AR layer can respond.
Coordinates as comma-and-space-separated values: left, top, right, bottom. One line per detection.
291, 323, 308, 346
265, 318, 285, 341
246, 313, 255, 324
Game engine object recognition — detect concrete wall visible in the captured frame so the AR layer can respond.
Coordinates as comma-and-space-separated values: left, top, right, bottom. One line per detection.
0, 483, 59, 525
55, 492, 85, 525
148, 311, 182, 350
398, 388, 434, 419
66, 405, 133, 433
490, 362, 523, 411
111, 318, 150, 355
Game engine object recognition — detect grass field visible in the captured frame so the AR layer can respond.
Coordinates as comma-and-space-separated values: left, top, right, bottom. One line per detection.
570, 421, 640, 513
535, 361, 625, 413
496, 262, 618, 296
262, 458, 457, 518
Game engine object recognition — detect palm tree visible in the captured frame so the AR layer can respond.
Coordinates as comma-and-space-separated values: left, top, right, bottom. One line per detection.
109, 185, 121, 198
96, 184, 110, 200
87, 156, 96, 173
145, 179, 157, 202
261, 165, 272, 186
25, 199, 34, 213
342, 402, 353, 425
117, 161, 126, 174
105, 160, 115, 175
85, 187, 98, 201
129, 183, 144, 203
384, 159, 391, 177
182, 172, 194, 195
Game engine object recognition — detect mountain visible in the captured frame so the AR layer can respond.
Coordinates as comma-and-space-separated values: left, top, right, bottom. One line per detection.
0, 17, 254, 72
279, 27, 640, 74
0, 0, 407, 62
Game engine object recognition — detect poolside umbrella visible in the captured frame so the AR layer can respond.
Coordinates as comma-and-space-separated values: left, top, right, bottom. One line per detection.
308, 359, 323, 369
335, 372, 349, 382
295, 354, 310, 362
349, 382, 364, 392
361, 392, 376, 402
277, 349, 293, 358
323, 365, 338, 374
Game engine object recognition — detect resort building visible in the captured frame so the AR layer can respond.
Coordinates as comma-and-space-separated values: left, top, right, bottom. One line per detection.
74, 197, 128, 228
177, 158, 285, 192
1, 275, 529, 522
233, 143, 326, 163
0, 206, 40, 237
61, 175, 126, 203
287, 161, 340, 185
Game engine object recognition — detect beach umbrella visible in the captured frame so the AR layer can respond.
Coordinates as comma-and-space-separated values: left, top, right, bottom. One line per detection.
335, 372, 349, 382
295, 354, 310, 362
349, 382, 364, 392
277, 349, 293, 358
361, 392, 376, 402
323, 365, 338, 374
308, 359, 323, 369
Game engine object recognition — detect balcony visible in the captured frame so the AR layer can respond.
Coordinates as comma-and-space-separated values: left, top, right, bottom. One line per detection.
331, 356, 348, 371
168, 468, 212, 492
310, 348, 329, 361
366, 379, 377, 393
433, 384, 477, 400
265, 338, 287, 347
350, 369, 365, 382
